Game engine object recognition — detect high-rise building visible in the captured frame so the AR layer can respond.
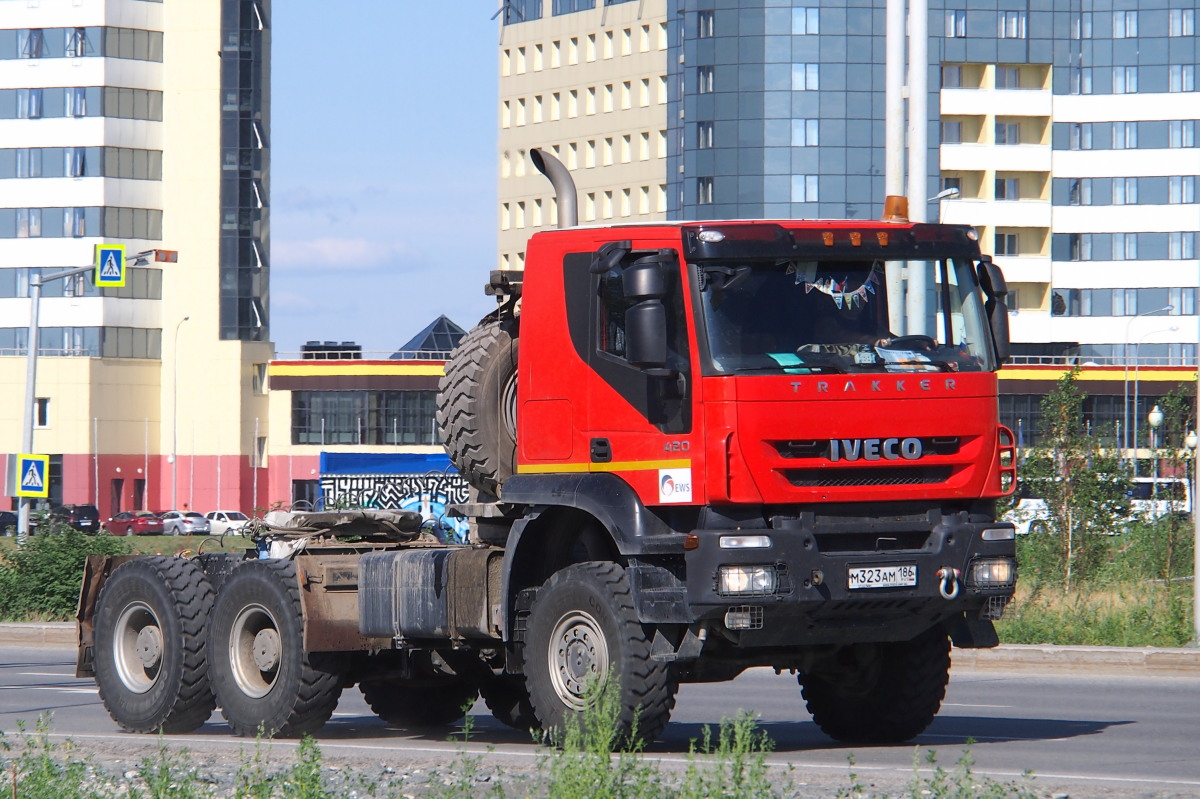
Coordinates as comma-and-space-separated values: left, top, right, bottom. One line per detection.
497, 1, 1199, 441
0, 0, 272, 516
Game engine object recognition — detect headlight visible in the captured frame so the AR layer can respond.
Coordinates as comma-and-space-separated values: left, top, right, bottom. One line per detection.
717, 565, 777, 596
967, 557, 1016, 589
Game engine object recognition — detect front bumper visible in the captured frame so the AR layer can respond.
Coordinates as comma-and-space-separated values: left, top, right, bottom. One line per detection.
678, 510, 1015, 647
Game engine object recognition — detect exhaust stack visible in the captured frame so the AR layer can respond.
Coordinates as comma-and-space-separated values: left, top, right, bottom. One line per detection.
530, 148, 578, 229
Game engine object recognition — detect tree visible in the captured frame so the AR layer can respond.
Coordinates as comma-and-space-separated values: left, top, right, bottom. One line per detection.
1019, 367, 1130, 592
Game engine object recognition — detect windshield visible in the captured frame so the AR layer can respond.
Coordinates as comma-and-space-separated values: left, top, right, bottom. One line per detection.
698, 258, 995, 374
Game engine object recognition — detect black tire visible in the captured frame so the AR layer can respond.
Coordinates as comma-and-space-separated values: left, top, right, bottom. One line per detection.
523, 562, 676, 746
92, 556, 216, 733
208, 559, 346, 737
799, 627, 951, 744
479, 675, 537, 731
359, 680, 479, 727
436, 318, 518, 497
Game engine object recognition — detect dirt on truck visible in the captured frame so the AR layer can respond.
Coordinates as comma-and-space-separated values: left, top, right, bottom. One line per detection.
77, 149, 1018, 748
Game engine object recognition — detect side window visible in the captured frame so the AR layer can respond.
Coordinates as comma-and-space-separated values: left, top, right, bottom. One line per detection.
598, 271, 631, 358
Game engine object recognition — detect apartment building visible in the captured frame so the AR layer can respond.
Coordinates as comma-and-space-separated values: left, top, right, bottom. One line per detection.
0, 0, 272, 516
498, 1, 1200, 443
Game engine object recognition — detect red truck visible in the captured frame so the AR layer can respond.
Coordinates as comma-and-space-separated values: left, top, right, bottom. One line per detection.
77, 150, 1017, 747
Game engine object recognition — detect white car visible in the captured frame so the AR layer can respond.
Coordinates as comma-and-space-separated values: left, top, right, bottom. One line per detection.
205, 510, 251, 535
160, 510, 211, 536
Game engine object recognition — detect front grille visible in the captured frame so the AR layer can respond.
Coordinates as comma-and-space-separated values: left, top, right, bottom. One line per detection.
783, 466, 952, 487
773, 437, 962, 460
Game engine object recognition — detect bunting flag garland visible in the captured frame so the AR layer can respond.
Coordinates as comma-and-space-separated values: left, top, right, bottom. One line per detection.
790, 261, 885, 311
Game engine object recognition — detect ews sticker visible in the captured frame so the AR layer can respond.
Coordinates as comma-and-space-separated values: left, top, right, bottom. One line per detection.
658, 468, 692, 504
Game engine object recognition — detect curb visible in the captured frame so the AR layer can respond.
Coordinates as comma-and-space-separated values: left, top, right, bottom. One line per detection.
3, 623, 1198, 674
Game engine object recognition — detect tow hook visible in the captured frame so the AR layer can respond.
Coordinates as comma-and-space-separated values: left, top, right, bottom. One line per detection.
936, 567, 961, 600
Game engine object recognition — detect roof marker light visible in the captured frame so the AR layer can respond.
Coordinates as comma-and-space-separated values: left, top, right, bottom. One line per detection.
697, 230, 726, 243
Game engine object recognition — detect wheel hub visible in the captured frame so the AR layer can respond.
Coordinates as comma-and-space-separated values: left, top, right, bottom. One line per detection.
548, 611, 608, 710
135, 625, 163, 669
252, 628, 280, 671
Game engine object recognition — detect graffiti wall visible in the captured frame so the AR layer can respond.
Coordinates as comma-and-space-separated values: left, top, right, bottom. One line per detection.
317, 453, 471, 542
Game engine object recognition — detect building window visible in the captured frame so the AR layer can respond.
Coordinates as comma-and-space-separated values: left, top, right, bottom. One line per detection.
18, 29, 45, 58
1169, 9, 1195, 37
999, 11, 1027, 39
553, 0, 595, 17
791, 175, 818, 203
697, 66, 714, 93
697, 10, 714, 38
1069, 123, 1093, 150
1170, 65, 1195, 93
1169, 176, 1196, 204
995, 122, 1020, 145
503, 0, 543, 24
291, 390, 440, 446
1169, 232, 1196, 260
1169, 120, 1196, 147
1113, 67, 1138, 94
791, 118, 819, 147
945, 10, 966, 38
1069, 234, 1091, 261
1113, 177, 1137, 205
697, 121, 713, 149
995, 178, 1019, 200
34, 398, 49, 428
1113, 10, 1137, 39
1070, 68, 1093, 95
1114, 232, 1137, 260
793, 8, 819, 35
941, 121, 962, 144
792, 63, 819, 91
1112, 122, 1137, 149
994, 232, 1018, 256
942, 65, 962, 88
697, 177, 714, 205
942, 176, 962, 194
1071, 14, 1093, 40
1069, 178, 1092, 206
995, 67, 1020, 89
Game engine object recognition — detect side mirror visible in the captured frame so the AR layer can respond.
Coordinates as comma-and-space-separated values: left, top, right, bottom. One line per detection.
977, 257, 1011, 364
624, 301, 668, 368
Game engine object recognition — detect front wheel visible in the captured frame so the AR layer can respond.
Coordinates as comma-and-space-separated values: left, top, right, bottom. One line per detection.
209, 559, 346, 737
799, 626, 951, 744
92, 556, 216, 733
523, 562, 676, 747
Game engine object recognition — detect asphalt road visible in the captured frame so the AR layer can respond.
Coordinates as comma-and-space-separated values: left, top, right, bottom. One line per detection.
1, 644, 1198, 797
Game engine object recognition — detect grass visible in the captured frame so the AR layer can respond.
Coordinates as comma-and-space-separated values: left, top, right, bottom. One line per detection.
997, 581, 1193, 647
0, 711, 1041, 799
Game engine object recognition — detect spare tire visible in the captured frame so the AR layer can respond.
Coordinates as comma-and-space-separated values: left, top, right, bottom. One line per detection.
437, 318, 518, 497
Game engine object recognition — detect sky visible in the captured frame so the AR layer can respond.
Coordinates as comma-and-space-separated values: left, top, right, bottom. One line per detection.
269, 4, 500, 356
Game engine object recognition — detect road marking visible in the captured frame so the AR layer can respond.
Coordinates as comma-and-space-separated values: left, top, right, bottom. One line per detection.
18, 672, 76, 677
942, 702, 1012, 709
0, 685, 97, 694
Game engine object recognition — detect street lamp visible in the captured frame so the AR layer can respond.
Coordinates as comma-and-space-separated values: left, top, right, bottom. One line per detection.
171, 316, 190, 509
1123, 305, 1173, 462
1185, 431, 1200, 646
1148, 405, 1164, 483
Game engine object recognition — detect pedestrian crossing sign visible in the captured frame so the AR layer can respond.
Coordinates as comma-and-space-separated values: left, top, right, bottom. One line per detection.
94, 244, 126, 287
15, 454, 49, 498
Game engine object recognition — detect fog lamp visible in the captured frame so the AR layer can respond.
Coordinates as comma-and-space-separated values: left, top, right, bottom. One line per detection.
723, 606, 763, 630
967, 557, 1016, 589
981, 527, 1015, 541
717, 565, 776, 596
719, 534, 771, 549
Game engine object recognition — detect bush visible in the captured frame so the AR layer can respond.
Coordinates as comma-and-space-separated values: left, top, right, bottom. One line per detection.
0, 524, 131, 620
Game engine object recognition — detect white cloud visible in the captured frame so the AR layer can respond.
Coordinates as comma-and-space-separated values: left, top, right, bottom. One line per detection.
271, 237, 423, 270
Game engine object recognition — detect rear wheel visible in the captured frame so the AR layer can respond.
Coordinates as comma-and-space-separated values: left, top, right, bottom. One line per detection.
360, 680, 479, 728
93, 556, 215, 733
209, 559, 346, 737
436, 318, 518, 497
799, 627, 950, 744
523, 562, 676, 747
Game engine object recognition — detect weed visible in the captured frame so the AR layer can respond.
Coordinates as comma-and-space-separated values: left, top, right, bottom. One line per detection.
678, 711, 782, 799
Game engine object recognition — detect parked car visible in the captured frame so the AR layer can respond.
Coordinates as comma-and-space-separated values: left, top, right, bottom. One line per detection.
205, 509, 251, 535
0, 511, 15, 535
49, 504, 101, 532
159, 510, 212, 536
104, 511, 164, 536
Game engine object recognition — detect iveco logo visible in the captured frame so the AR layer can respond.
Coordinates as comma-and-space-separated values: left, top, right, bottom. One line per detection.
829, 438, 923, 462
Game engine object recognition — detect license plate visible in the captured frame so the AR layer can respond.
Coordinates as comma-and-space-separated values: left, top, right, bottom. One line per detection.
848, 564, 917, 589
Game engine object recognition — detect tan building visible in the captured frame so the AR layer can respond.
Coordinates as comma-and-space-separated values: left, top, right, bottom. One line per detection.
497, 0, 669, 270
0, 0, 271, 518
